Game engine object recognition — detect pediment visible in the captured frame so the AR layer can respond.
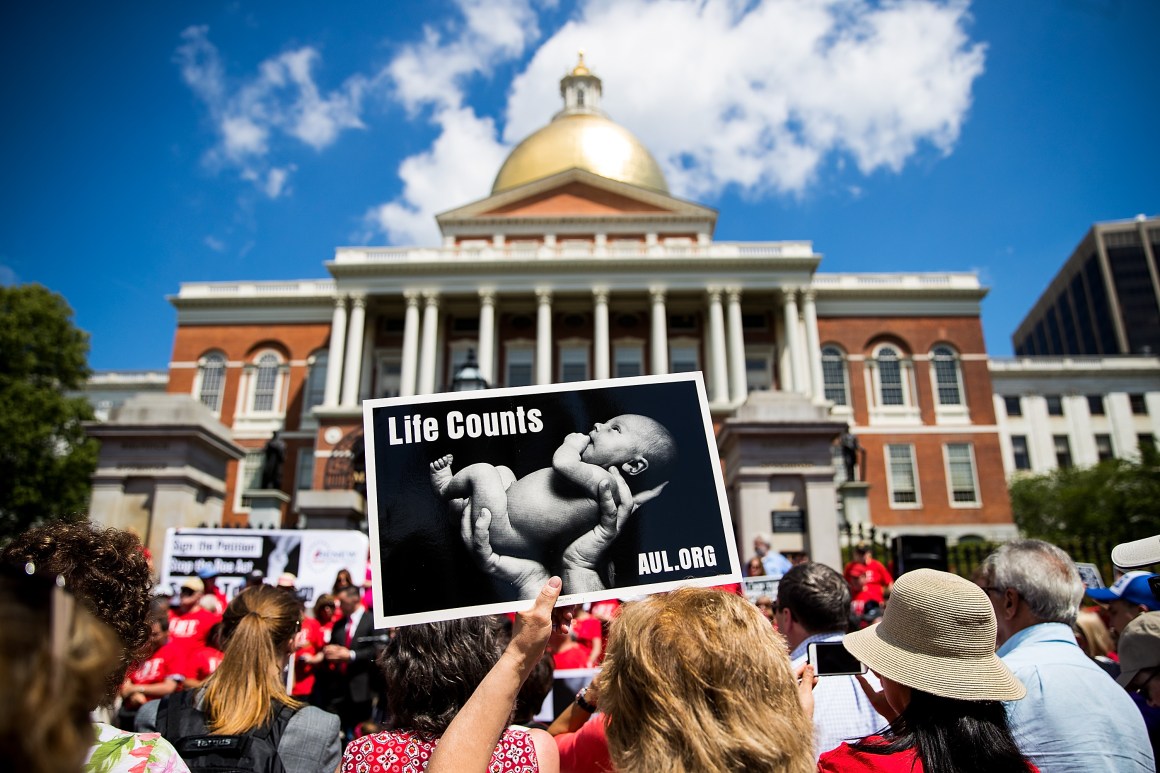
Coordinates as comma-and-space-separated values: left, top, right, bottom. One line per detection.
436, 168, 717, 225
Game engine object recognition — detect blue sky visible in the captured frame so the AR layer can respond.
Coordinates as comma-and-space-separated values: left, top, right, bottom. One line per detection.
2, 0, 1157, 371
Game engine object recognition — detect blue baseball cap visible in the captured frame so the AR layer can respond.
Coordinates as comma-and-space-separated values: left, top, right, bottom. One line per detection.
196, 566, 219, 580
1087, 571, 1160, 610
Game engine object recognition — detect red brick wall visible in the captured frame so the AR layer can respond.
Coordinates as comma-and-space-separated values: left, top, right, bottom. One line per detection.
817, 315, 1011, 527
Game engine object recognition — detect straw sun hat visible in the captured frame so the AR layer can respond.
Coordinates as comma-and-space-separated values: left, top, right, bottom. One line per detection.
843, 568, 1026, 702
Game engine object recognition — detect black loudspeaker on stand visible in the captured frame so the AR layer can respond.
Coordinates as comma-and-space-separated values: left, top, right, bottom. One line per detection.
892, 535, 949, 576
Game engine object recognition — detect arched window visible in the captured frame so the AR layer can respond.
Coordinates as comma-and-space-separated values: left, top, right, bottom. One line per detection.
931, 344, 964, 406
875, 346, 905, 406
197, 352, 226, 413
821, 345, 849, 405
251, 352, 281, 413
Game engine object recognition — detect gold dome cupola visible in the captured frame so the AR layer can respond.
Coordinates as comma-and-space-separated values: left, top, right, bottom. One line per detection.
491, 53, 669, 195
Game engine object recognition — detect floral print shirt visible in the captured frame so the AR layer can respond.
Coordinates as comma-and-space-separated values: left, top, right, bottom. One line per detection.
84, 723, 191, 773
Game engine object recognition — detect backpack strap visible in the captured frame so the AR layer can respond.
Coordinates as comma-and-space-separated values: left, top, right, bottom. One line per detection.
243, 700, 298, 773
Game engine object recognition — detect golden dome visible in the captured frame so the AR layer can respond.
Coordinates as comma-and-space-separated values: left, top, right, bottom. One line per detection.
492, 112, 669, 194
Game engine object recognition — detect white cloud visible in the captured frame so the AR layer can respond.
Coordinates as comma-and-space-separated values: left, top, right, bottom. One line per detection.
175, 25, 367, 198
203, 235, 226, 252
364, 0, 541, 244
505, 0, 986, 199
0, 263, 18, 286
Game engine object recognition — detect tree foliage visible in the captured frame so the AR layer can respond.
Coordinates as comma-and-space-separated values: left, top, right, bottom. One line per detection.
0, 284, 98, 541
1009, 445, 1160, 545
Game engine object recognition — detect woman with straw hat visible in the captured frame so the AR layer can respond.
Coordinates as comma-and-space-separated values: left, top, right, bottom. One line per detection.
817, 568, 1038, 773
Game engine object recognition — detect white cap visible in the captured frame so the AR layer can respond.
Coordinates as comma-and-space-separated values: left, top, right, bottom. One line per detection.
1112, 535, 1160, 569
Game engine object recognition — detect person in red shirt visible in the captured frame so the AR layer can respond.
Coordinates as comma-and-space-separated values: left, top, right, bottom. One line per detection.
844, 542, 893, 605
293, 595, 329, 700
547, 607, 592, 670
572, 607, 604, 667
167, 576, 222, 677
184, 621, 224, 690
117, 609, 183, 728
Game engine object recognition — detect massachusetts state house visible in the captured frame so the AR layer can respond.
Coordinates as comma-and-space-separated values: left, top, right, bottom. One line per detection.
91, 59, 1015, 566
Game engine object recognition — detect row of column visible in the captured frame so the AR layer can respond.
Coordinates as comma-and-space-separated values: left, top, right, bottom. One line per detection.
322, 286, 827, 407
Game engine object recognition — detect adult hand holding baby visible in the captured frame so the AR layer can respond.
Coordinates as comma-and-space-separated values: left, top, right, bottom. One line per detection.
464, 506, 551, 597
561, 467, 636, 593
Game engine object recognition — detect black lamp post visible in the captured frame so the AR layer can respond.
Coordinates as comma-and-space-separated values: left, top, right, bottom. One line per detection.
450, 348, 489, 391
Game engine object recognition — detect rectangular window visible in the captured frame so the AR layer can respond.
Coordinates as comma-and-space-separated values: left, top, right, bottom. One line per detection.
237, 451, 264, 509
1003, 395, 1022, 416
1087, 394, 1105, 415
1054, 435, 1073, 469
1139, 434, 1156, 452
945, 444, 979, 505
559, 345, 589, 383
614, 344, 643, 378
1130, 393, 1148, 415
1095, 434, 1114, 462
506, 348, 533, 387
746, 351, 772, 392
1011, 435, 1031, 470
669, 344, 699, 374
886, 444, 919, 506
377, 353, 401, 398
1045, 395, 1064, 416
295, 447, 315, 490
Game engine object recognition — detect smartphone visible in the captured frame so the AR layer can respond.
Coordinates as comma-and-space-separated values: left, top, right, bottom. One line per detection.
807, 641, 867, 676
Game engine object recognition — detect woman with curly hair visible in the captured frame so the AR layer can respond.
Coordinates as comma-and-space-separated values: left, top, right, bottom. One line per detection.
138, 584, 341, 773
341, 614, 559, 772
2, 519, 189, 772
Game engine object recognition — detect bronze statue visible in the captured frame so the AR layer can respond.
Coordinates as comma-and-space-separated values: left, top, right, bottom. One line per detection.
260, 430, 286, 489
840, 431, 861, 482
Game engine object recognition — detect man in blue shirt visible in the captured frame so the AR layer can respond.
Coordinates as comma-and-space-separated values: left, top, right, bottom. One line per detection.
777, 562, 885, 757
753, 533, 793, 578
976, 539, 1154, 772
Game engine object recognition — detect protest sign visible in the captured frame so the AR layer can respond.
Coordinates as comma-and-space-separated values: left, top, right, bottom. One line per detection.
363, 372, 741, 628
160, 528, 368, 604
741, 576, 780, 604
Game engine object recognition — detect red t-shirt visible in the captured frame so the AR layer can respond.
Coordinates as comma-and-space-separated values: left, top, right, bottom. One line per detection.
189, 645, 224, 683
168, 607, 221, 675
573, 618, 603, 649
818, 738, 1039, 772
844, 559, 893, 603
128, 641, 181, 686
555, 715, 613, 773
292, 616, 325, 697
551, 644, 593, 671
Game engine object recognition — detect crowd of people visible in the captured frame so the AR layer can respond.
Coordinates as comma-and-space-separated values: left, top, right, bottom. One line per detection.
1, 517, 1157, 773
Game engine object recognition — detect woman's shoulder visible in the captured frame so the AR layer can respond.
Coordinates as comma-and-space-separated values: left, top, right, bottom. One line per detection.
85, 723, 192, 773
286, 704, 340, 736
817, 739, 921, 773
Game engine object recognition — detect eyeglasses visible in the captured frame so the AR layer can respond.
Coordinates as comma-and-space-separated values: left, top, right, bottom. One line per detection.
980, 586, 1005, 597
1131, 669, 1159, 697
179, 587, 197, 595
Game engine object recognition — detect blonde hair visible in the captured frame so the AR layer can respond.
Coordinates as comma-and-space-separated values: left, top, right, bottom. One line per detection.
1074, 610, 1114, 659
0, 572, 119, 773
203, 585, 302, 734
595, 588, 814, 773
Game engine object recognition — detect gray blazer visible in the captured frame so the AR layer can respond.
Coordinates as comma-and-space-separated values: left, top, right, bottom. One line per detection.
137, 694, 341, 773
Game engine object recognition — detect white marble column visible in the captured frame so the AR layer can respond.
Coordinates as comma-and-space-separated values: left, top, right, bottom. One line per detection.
802, 288, 824, 401
726, 288, 747, 403
340, 295, 367, 407
593, 288, 610, 380
418, 292, 440, 394
478, 289, 496, 385
650, 287, 669, 375
781, 287, 801, 393
323, 296, 348, 407
536, 289, 553, 385
707, 287, 728, 403
399, 292, 421, 397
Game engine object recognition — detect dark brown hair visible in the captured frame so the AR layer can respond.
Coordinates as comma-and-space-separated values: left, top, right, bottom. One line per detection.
2, 519, 153, 703
382, 616, 504, 739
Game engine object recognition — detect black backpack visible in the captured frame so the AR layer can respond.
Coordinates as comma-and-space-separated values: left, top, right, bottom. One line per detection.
156, 690, 296, 773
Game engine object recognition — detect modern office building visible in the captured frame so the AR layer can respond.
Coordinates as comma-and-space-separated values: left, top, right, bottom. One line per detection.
1013, 216, 1160, 357
991, 356, 1160, 476
87, 60, 1016, 562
